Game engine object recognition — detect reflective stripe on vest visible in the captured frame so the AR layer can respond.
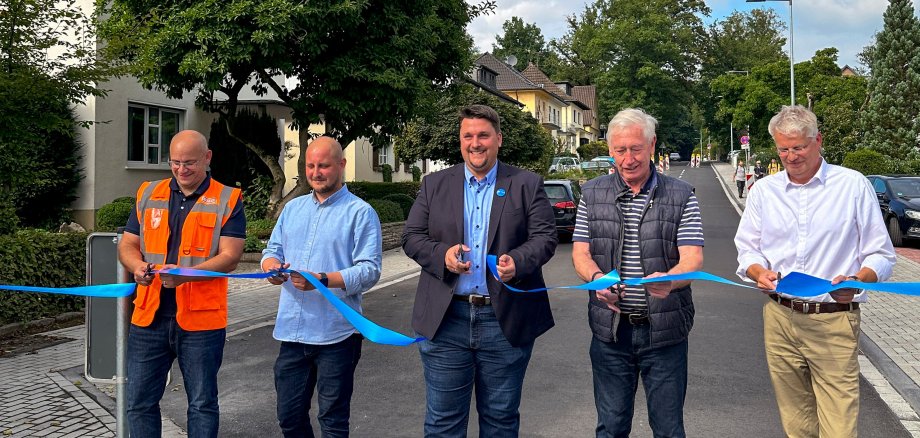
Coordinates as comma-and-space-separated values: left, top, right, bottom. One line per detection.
132, 178, 242, 331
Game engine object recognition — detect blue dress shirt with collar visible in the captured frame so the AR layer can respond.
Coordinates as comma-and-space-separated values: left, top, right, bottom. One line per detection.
261, 185, 382, 345
456, 163, 498, 296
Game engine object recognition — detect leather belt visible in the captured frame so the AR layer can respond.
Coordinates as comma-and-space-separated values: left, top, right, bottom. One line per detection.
769, 294, 859, 314
453, 294, 491, 306
624, 313, 649, 325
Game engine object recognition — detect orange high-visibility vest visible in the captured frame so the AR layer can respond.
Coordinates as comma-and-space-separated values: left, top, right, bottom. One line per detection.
131, 178, 242, 331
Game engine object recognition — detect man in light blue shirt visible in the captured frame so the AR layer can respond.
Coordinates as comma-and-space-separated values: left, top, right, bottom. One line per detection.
455, 163, 497, 296
261, 136, 382, 438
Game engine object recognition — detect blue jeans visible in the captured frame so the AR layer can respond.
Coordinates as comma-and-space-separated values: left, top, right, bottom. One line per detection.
126, 315, 225, 438
418, 300, 534, 438
590, 320, 688, 438
274, 334, 363, 438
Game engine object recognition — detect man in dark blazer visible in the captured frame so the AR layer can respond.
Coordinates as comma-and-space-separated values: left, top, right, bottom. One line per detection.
403, 104, 557, 438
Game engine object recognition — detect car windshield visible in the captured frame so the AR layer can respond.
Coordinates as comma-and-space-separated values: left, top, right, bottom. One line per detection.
888, 179, 920, 198
543, 185, 568, 201
552, 157, 561, 164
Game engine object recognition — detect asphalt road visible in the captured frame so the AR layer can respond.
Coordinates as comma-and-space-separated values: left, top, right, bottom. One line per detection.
161, 161, 909, 437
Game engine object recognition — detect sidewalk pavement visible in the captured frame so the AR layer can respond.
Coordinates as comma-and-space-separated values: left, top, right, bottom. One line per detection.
0, 247, 421, 438
711, 160, 920, 436
4, 168, 920, 436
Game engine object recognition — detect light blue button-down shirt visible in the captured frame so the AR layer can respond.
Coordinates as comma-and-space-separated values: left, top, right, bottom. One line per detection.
457, 163, 498, 296
261, 185, 382, 345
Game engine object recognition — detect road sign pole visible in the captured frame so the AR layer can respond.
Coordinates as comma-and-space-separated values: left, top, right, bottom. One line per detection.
115, 230, 127, 437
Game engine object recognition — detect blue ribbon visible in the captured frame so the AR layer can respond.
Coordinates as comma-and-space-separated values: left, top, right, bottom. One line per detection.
0, 283, 135, 298
486, 255, 920, 298
161, 267, 425, 346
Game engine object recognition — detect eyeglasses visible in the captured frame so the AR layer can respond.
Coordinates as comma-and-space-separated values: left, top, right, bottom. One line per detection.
168, 159, 202, 169
777, 138, 815, 156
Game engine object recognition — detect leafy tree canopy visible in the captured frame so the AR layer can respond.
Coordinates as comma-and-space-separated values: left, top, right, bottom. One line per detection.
492, 16, 561, 77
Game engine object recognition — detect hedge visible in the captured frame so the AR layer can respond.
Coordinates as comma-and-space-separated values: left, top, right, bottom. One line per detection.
368, 199, 405, 224
382, 193, 415, 218
96, 197, 136, 232
0, 229, 87, 325
347, 181, 420, 202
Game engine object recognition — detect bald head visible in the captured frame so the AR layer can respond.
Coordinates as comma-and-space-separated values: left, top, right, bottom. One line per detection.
305, 136, 347, 201
307, 136, 344, 160
169, 130, 212, 194
170, 130, 209, 155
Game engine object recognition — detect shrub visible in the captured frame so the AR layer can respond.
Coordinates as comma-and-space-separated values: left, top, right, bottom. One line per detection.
247, 218, 276, 240
842, 148, 891, 175
244, 234, 266, 252
411, 165, 422, 182
380, 163, 393, 182
0, 203, 19, 236
347, 181, 421, 201
382, 194, 415, 218
0, 229, 86, 325
96, 197, 136, 232
368, 199, 405, 223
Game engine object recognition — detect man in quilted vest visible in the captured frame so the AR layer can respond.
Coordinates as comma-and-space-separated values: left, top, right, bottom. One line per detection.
572, 108, 704, 437
118, 130, 246, 438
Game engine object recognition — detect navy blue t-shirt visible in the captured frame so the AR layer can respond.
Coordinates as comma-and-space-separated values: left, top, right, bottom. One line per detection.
125, 175, 245, 317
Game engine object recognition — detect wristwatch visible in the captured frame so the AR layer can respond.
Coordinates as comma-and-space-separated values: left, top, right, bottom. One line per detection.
318, 272, 329, 287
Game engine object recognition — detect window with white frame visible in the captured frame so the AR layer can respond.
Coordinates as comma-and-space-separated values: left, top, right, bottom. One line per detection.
378, 145, 389, 168
128, 104, 184, 165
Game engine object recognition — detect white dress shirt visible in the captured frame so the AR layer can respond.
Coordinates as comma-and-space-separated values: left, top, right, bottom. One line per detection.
735, 159, 896, 302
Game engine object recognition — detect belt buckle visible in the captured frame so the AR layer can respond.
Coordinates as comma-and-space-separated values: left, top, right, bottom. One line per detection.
469, 294, 489, 306
628, 313, 646, 325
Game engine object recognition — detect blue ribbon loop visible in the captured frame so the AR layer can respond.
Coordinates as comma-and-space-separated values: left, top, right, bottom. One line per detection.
486, 255, 920, 298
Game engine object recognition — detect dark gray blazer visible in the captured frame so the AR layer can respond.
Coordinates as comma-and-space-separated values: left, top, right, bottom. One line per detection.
402, 162, 558, 347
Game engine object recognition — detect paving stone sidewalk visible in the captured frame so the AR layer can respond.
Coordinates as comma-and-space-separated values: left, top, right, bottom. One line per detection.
0, 247, 420, 437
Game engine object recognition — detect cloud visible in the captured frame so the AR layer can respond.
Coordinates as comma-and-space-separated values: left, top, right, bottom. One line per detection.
466, 0, 591, 52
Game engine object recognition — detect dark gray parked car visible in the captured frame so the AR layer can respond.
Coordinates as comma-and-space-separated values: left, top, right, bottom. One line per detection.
543, 179, 581, 240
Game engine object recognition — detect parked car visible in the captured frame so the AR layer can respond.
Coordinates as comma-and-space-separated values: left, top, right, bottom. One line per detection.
580, 160, 613, 172
867, 175, 920, 246
549, 156, 580, 173
543, 179, 581, 240
669, 152, 681, 161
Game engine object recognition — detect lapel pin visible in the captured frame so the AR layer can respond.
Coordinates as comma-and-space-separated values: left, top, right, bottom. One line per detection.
496, 188, 506, 197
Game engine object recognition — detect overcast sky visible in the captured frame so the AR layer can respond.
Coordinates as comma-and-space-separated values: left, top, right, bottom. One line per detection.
467, 0, 897, 70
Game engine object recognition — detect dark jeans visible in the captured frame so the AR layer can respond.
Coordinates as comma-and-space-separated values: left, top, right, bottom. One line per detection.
736, 180, 745, 197
274, 334, 363, 438
590, 320, 688, 438
418, 300, 534, 438
126, 316, 225, 438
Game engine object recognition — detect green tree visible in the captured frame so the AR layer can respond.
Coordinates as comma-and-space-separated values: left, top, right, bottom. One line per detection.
555, 0, 710, 151
0, 0, 111, 230
700, 9, 787, 83
393, 83, 553, 173
97, 0, 493, 218
861, 0, 920, 160
492, 16, 560, 77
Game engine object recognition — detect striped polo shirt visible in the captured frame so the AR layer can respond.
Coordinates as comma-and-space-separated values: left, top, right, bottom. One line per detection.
573, 175, 704, 314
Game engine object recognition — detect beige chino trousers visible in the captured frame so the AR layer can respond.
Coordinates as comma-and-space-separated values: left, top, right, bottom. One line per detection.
763, 299, 861, 437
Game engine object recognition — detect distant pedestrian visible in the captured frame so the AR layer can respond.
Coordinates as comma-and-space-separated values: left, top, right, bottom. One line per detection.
767, 158, 781, 175
261, 136, 382, 437
734, 160, 746, 198
734, 105, 896, 437
753, 160, 766, 181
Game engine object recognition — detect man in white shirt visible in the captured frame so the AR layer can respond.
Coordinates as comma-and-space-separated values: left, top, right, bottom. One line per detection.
734, 105, 896, 437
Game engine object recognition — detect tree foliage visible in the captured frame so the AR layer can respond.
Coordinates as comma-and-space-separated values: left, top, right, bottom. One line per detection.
393, 84, 553, 173
492, 16, 560, 77
711, 48, 866, 163
861, 0, 920, 160
700, 9, 787, 83
554, 0, 709, 153
97, 0, 493, 218
0, 0, 110, 229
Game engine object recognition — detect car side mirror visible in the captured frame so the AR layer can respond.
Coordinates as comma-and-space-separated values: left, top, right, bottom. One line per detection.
876, 192, 888, 202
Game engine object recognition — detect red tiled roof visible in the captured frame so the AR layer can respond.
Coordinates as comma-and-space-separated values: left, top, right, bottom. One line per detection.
572, 85, 597, 127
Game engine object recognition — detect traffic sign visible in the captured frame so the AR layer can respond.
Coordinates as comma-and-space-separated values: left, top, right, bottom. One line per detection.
739, 135, 750, 145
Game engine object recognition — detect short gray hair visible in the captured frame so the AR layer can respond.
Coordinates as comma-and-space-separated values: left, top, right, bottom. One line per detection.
768, 105, 818, 139
607, 108, 657, 144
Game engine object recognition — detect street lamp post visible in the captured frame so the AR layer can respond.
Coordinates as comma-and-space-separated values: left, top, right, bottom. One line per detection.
747, 0, 794, 105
